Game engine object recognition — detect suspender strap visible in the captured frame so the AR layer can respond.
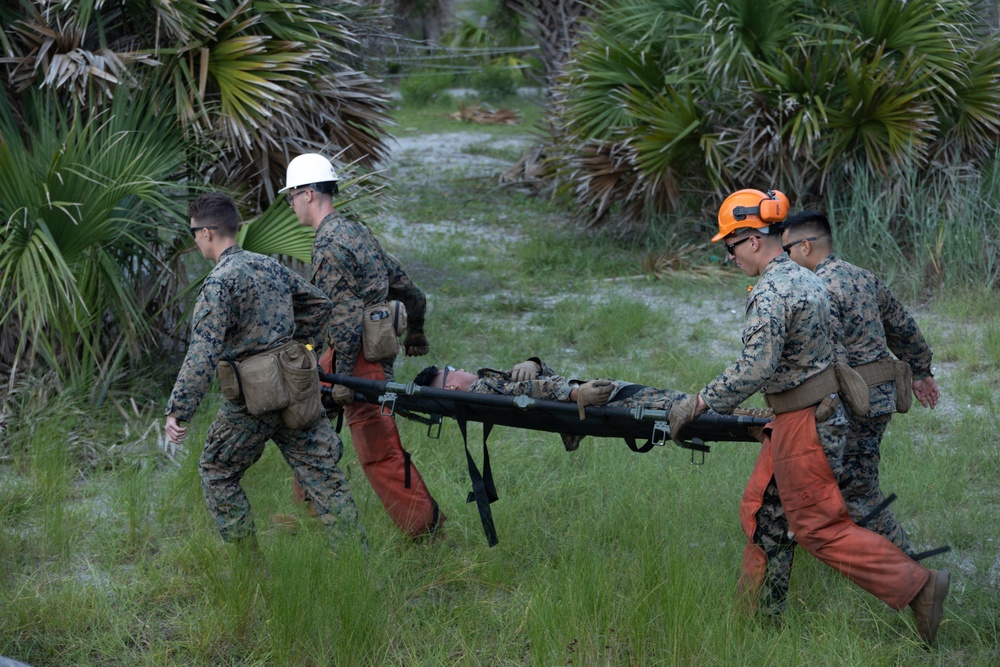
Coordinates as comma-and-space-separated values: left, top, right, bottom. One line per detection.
403, 450, 412, 489
455, 403, 500, 547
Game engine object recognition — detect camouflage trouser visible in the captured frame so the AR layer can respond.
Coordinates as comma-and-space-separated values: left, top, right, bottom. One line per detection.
842, 414, 916, 556
199, 402, 362, 546
608, 385, 689, 411
754, 407, 848, 613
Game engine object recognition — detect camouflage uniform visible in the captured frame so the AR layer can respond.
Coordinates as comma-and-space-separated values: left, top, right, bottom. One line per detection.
311, 213, 443, 536
311, 214, 426, 379
467, 359, 689, 450
702, 254, 930, 614
165, 246, 361, 544
816, 254, 933, 557
701, 254, 849, 611
469, 358, 689, 410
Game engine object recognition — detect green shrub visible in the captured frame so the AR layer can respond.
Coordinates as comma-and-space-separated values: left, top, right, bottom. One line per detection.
471, 62, 520, 102
399, 70, 454, 106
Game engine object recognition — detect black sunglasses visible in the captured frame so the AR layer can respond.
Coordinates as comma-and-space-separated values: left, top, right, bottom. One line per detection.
189, 225, 218, 238
782, 237, 817, 254
725, 236, 759, 255
441, 365, 456, 390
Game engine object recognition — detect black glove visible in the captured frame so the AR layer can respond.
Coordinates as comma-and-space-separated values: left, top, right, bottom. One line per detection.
668, 394, 701, 446
576, 379, 615, 419
403, 331, 429, 357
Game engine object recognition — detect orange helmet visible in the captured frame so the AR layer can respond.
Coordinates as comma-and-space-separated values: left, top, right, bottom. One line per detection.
712, 189, 790, 242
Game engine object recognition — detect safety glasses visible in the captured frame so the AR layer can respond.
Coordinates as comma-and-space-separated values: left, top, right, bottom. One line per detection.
725, 235, 759, 255
782, 237, 816, 254
189, 225, 218, 238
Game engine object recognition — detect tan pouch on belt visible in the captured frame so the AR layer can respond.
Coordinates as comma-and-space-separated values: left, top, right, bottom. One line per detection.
240, 350, 289, 415
893, 360, 913, 413
217, 360, 242, 402
278, 343, 322, 430
362, 302, 399, 362
835, 362, 870, 416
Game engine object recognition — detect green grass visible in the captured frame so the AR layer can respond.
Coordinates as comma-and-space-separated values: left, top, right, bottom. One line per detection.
2, 110, 999, 666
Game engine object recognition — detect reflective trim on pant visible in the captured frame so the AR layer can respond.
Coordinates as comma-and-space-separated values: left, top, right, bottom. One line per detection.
344, 350, 445, 537
739, 408, 927, 611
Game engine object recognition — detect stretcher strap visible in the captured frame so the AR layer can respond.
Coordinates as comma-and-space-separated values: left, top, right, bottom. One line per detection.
455, 402, 499, 546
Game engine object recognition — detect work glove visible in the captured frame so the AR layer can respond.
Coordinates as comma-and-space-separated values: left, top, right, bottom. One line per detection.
733, 406, 774, 444
511, 360, 541, 382
331, 384, 354, 406
576, 379, 615, 420
403, 331, 429, 357
668, 394, 701, 446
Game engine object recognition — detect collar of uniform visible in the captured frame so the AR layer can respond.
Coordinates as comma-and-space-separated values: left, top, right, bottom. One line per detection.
317, 212, 344, 233
218, 245, 241, 260
815, 253, 837, 271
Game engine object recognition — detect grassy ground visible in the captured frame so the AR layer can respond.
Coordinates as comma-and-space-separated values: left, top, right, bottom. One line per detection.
1, 96, 998, 666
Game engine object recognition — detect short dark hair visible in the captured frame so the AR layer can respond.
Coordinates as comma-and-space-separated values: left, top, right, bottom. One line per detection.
188, 193, 239, 237
413, 365, 440, 387
783, 210, 832, 240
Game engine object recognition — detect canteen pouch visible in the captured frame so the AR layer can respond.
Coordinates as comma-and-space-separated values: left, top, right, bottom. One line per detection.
893, 360, 914, 414
279, 343, 323, 430
835, 362, 870, 417
362, 302, 399, 362
391, 300, 408, 336
217, 360, 242, 402
239, 350, 289, 415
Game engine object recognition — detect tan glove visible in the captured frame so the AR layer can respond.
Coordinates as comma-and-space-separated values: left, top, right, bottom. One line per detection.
733, 406, 773, 443
331, 384, 354, 406
511, 360, 541, 382
576, 379, 615, 419
668, 394, 701, 446
403, 331, 429, 357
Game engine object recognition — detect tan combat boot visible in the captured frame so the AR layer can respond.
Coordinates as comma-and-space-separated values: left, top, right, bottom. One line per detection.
909, 569, 949, 645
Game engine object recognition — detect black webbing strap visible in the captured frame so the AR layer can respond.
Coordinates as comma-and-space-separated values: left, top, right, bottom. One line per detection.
404, 450, 412, 489
856, 492, 897, 528
913, 545, 951, 561
454, 402, 499, 547
334, 409, 344, 434
623, 436, 656, 453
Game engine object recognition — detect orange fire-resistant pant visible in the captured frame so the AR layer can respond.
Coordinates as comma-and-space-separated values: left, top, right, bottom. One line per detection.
737, 406, 927, 611
301, 348, 444, 537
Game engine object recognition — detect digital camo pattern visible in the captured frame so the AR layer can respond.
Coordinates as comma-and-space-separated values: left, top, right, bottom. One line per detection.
702, 254, 837, 414
756, 410, 849, 612
842, 414, 916, 556
815, 254, 934, 417
200, 406, 360, 544
815, 254, 921, 555
165, 245, 360, 546
468, 359, 690, 411
311, 213, 427, 379
165, 246, 331, 421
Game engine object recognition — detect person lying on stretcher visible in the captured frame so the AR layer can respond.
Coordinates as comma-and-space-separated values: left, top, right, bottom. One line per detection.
413, 358, 770, 450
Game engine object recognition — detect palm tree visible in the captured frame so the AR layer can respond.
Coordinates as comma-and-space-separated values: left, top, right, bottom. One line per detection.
0, 0, 396, 392
546, 0, 1000, 231
0, 0, 394, 209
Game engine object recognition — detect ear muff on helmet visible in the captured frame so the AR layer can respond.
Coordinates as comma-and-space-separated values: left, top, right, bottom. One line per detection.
713, 189, 789, 242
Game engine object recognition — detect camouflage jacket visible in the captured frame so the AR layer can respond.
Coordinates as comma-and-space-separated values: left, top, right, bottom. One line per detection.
469, 359, 688, 411
702, 254, 836, 414
165, 245, 332, 421
815, 254, 934, 416
311, 213, 427, 377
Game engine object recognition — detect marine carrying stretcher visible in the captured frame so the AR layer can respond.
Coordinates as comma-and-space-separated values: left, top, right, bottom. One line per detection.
321, 372, 769, 546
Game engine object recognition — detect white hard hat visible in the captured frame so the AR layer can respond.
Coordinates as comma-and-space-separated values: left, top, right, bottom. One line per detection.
279, 153, 340, 193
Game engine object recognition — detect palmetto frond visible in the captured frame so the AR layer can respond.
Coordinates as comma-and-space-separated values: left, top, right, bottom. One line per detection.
0, 90, 189, 389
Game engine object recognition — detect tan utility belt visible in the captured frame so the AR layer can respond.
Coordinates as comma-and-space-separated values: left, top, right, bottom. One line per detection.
765, 363, 870, 415
765, 366, 838, 414
853, 358, 896, 386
